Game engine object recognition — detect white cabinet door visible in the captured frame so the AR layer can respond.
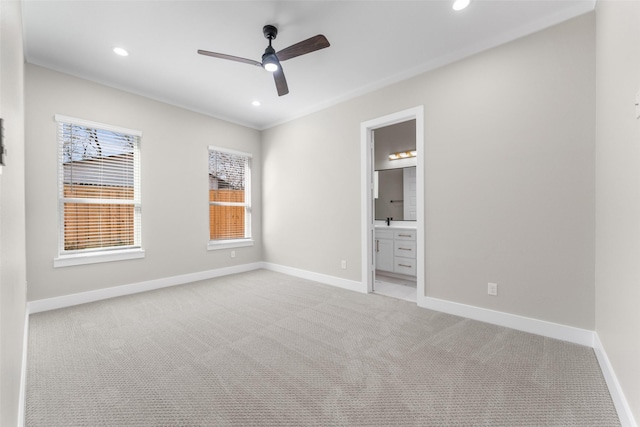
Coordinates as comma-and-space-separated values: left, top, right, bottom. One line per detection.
375, 238, 394, 272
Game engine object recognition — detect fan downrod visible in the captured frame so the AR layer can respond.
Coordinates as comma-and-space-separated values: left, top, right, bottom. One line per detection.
263, 25, 278, 40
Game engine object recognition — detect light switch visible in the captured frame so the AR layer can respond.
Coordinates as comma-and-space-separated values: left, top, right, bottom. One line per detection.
635, 90, 640, 119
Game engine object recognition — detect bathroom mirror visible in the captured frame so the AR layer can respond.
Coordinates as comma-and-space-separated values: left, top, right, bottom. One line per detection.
375, 166, 416, 221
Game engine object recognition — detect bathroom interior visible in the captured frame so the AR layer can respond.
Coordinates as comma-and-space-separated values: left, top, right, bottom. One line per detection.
373, 119, 418, 302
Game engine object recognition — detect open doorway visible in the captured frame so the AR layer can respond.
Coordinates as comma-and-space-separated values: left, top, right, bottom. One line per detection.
373, 121, 418, 302
360, 107, 424, 304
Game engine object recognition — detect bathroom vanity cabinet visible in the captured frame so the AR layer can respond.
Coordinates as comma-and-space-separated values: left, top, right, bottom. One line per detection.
375, 227, 416, 277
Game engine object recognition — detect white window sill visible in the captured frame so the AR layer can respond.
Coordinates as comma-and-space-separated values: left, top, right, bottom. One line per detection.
207, 239, 254, 251
54, 248, 145, 268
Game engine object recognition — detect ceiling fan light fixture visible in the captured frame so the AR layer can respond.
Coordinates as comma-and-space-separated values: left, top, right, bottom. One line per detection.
264, 61, 279, 72
262, 52, 279, 72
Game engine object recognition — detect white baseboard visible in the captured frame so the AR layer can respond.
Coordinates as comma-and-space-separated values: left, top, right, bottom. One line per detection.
417, 296, 636, 425
593, 333, 638, 427
17, 310, 29, 427
261, 264, 595, 348
27, 262, 263, 314
390, 274, 635, 426
27, 261, 364, 314
418, 296, 595, 347
261, 262, 364, 293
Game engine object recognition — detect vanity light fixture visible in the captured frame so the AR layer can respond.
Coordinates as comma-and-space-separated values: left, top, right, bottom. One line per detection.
389, 150, 417, 160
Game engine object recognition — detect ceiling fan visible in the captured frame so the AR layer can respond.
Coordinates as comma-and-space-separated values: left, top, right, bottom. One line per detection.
198, 25, 330, 97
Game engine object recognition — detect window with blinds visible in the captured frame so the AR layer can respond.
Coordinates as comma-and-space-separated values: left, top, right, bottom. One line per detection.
208, 146, 251, 244
57, 115, 141, 256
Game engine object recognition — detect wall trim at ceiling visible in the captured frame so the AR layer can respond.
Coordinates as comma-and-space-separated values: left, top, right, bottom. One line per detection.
262, 2, 596, 131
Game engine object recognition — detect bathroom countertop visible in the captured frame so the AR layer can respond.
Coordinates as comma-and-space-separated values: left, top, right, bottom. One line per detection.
374, 224, 417, 230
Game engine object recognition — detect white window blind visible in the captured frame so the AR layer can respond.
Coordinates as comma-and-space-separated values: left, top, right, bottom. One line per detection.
208, 146, 251, 242
57, 115, 141, 255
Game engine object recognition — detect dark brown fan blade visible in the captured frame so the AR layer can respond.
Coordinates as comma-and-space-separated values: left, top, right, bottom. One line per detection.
276, 35, 330, 62
273, 66, 289, 96
197, 50, 262, 67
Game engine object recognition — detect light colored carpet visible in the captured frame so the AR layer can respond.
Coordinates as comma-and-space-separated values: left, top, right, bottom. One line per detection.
26, 269, 619, 426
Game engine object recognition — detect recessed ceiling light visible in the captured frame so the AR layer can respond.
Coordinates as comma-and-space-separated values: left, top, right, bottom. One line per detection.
113, 47, 129, 57
452, 0, 470, 11
251, 100, 261, 107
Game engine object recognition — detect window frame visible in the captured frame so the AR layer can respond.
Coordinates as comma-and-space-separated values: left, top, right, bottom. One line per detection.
53, 114, 144, 268
207, 145, 253, 251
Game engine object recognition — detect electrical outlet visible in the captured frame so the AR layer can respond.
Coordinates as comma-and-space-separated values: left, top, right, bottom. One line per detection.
230, 251, 236, 258
488, 282, 498, 296
341, 260, 347, 269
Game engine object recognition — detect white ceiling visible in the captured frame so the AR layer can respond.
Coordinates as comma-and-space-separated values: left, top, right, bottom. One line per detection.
22, 0, 595, 130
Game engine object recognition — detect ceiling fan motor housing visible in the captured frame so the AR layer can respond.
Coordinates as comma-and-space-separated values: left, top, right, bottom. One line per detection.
263, 25, 278, 40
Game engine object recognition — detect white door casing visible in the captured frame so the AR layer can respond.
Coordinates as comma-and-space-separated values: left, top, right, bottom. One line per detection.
360, 106, 425, 300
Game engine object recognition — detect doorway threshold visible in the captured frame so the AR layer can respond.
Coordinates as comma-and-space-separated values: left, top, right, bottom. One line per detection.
374, 274, 417, 302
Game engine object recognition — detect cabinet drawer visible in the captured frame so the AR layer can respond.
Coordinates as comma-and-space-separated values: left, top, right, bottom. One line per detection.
394, 229, 416, 241
375, 229, 394, 240
394, 241, 416, 258
394, 257, 416, 276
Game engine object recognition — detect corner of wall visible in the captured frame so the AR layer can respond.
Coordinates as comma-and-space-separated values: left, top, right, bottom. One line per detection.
0, 0, 28, 425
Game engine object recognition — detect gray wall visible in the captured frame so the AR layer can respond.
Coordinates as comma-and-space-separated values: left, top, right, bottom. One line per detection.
0, 0, 27, 425
25, 65, 262, 301
263, 13, 596, 329
262, 106, 363, 281
595, 1, 640, 422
